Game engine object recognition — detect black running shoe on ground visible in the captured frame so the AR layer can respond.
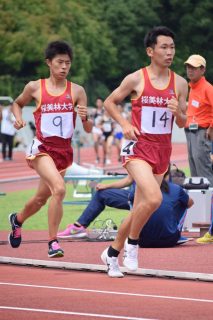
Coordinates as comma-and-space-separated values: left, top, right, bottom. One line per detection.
8, 213, 22, 248
48, 239, 64, 258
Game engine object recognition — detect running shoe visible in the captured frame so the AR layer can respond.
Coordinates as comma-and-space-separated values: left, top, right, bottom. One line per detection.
48, 240, 64, 258
57, 224, 87, 239
105, 159, 111, 165
101, 247, 124, 278
196, 232, 213, 244
95, 157, 100, 164
123, 239, 138, 271
177, 236, 190, 245
8, 213, 22, 248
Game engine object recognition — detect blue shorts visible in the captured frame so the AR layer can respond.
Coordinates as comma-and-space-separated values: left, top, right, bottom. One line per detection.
114, 132, 123, 140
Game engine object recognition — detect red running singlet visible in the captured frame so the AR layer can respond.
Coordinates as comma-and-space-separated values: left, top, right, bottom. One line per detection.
121, 67, 177, 174
26, 79, 77, 172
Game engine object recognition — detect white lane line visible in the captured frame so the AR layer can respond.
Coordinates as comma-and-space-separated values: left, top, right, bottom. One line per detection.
0, 306, 156, 320
0, 282, 213, 303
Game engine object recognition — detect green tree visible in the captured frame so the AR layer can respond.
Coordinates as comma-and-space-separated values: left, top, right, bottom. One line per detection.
157, 0, 213, 81
0, 0, 117, 101
101, 0, 161, 89
0, 0, 212, 100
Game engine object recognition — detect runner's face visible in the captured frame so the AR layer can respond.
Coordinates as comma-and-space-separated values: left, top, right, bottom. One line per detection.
148, 36, 175, 67
47, 54, 71, 79
185, 65, 205, 83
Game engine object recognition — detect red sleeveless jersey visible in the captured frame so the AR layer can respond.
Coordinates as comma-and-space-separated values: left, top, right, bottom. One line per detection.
131, 67, 177, 146
33, 79, 77, 148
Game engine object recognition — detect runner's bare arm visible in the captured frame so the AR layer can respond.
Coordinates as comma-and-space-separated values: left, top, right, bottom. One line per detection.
73, 83, 93, 133
187, 197, 194, 208
96, 174, 133, 190
206, 85, 213, 140
104, 72, 141, 140
168, 75, 188, 128
12, 81, 38, 130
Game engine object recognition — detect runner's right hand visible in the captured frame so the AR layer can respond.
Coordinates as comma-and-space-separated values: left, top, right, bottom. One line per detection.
122, 122, 139, 141
14, 119, 26, 130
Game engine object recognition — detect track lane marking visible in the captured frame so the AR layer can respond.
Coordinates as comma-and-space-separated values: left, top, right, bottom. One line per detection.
0, 282, 213, 303
0, 306, 156, 320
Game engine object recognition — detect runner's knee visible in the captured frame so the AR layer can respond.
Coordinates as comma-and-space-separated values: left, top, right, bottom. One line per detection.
52, 184, 66, 200
151, 189, 162, 209
149, 194, 162, 211
139, 192, 162, 213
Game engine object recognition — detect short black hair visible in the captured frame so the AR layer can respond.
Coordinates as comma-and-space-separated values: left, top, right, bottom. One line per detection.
144, 26, 175, 48
160, 167, 170, 193
45, 41, 73, 61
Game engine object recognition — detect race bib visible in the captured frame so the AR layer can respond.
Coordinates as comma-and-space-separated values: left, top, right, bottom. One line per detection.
41, 112, 74, 138
141, 106, 172, 134
120, 139, 137, 156
26, 137, 42, 159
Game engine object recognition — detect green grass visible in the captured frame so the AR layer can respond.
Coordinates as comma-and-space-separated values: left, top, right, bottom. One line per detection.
0, 184, 126, 231
182, 167, 190, 177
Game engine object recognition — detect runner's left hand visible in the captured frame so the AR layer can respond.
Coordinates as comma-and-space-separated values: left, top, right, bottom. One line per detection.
167, 97, 179, 117
77, 104, 88, 121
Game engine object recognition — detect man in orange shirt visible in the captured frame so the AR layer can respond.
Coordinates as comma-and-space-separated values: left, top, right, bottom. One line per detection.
184, 54, 213, 186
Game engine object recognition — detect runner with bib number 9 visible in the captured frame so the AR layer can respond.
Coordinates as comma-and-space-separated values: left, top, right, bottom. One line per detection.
8, 41, 93, 258
101, 26, 188, 277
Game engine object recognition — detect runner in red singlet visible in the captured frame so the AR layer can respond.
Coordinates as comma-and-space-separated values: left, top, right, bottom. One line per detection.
8, 41, 93, 258
101, 26, 188, 277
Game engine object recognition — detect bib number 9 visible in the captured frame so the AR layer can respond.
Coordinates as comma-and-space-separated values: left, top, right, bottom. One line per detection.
41, 112, 73, 138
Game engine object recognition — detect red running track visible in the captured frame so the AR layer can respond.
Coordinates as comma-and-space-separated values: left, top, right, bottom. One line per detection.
0, 264, 213, 320
1, 145, 213, 319
0, 231, 213, 319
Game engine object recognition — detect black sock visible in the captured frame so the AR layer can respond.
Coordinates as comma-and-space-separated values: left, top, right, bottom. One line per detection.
48, 239, 58, 246
15, 215, 22, 227
108, 246, 120, 257
74, 223, 81, 228
128, 237, 138, 245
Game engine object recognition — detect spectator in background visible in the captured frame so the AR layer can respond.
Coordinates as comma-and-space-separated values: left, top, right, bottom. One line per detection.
113, 104, 127, 162
196, 219, 213, 244
184, 55, 213, 186
91, 97, 104, 164
29, 121, 36, 136
0, 104, 16, 161
100, 110, 114, 165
